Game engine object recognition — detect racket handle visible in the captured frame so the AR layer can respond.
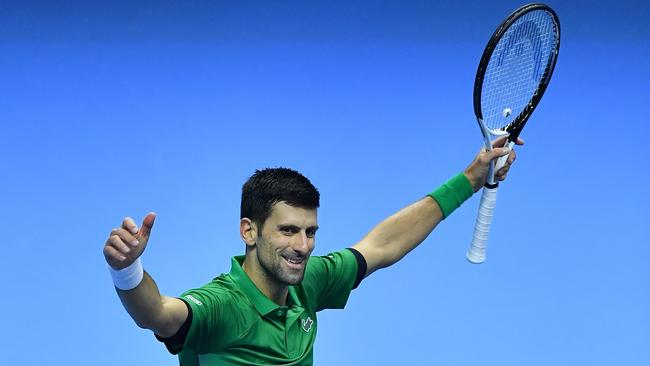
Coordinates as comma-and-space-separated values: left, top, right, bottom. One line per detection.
494, 140, 516, 172
467, 186, 498, 264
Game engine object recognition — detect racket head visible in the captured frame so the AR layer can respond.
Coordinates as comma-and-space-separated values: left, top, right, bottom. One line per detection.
474, 3, 561, 139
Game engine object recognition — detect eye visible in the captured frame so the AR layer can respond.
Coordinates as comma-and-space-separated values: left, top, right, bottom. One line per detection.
306, 228, 318, 238
279, 226, 299, 235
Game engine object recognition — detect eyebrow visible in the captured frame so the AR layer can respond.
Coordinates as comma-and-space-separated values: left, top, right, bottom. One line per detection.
277, 224, 319, 231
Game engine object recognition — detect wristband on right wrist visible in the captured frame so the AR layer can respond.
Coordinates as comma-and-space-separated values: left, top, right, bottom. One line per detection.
109, 258, 144, 291
428, 172, 474, 219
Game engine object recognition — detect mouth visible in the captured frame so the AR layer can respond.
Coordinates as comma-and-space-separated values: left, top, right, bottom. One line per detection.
282, 255, 306, 270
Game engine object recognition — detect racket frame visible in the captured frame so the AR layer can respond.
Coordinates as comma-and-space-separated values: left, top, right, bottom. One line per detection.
474, 3, 561, 144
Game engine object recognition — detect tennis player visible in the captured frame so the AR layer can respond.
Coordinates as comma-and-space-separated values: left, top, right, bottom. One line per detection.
104, 137, 521, 365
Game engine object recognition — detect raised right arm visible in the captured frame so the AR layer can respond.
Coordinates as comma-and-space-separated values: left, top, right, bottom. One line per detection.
103, 213, 188, 338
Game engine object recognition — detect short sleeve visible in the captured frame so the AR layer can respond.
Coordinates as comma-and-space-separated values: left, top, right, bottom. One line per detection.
302, 248, 359, 312
169, 284, 228, 355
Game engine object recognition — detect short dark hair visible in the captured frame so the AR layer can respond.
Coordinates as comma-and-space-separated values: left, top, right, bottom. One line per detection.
241, 167, 320, 229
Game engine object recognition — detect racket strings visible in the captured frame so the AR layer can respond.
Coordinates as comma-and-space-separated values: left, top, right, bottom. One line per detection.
481, 10, 559, 132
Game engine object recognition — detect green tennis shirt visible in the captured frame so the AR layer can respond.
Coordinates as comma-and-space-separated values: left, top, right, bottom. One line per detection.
162, 249, 359, 366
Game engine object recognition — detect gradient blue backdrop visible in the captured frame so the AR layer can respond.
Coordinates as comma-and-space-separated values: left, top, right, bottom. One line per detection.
1, 1, 648, 365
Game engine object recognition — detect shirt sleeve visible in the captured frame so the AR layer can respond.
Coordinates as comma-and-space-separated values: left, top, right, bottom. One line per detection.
302, 248, 359, 312
157, 282, 229, 356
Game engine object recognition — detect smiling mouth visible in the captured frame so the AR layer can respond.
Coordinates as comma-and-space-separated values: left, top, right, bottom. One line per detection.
283, 256, 306, 267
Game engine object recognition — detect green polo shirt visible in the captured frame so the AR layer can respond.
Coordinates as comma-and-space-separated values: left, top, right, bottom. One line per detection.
167, 248, 358, 366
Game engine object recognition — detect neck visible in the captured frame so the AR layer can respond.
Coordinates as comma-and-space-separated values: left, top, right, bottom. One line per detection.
242, 255, 288, 306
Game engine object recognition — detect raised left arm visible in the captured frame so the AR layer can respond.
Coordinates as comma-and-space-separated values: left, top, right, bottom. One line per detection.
352, 137, 521, 277
351, 195, 444, 277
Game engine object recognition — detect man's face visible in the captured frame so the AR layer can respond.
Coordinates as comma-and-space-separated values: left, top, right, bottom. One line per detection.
255, 201, 318, 286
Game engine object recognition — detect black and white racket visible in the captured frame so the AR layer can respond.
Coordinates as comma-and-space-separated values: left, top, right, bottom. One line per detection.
466, 3, 561, 264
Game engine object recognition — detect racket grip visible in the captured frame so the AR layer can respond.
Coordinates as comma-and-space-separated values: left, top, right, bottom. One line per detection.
494, 140, 516, 172
467, 186, 498, 264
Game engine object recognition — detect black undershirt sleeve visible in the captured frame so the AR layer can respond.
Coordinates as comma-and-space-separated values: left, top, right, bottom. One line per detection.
154, 298, 193, 355
347, 247, 367, 289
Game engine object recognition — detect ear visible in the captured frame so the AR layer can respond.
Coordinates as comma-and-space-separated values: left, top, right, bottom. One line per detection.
240, 218, 258, 249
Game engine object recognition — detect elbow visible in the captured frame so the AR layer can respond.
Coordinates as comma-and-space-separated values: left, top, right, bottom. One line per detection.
134, 317, 155, 330
133, 312, 166, 332
134, 319, 149, 330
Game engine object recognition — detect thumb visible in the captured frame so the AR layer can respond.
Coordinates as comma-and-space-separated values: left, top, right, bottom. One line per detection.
137, 212, 156, 241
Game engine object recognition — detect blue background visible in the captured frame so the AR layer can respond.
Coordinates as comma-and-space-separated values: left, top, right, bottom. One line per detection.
1, 1, 648, 365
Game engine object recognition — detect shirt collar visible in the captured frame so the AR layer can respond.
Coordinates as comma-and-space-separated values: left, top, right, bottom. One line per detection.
229, 255, 302, 316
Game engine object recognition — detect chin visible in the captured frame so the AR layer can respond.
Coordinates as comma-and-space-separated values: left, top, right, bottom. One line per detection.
280, 271, 305, 286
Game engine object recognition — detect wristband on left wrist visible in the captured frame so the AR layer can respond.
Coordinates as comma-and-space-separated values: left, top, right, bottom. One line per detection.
428, 173, 474, 219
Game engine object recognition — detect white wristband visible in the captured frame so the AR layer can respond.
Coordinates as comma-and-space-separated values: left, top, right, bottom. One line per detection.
109, 258, 144, 290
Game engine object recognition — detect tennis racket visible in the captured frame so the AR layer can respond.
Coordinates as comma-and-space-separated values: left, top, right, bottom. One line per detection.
466, 3, 561, 264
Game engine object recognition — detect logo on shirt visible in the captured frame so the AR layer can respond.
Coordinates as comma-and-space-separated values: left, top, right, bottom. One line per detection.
184, 295, 203, 306
301, 316, 313, 332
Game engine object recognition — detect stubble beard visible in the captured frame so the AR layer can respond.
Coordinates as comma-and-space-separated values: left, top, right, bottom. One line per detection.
257, 238, 306, 286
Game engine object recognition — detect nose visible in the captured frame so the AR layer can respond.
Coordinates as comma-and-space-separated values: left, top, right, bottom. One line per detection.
294, 231, 310, 255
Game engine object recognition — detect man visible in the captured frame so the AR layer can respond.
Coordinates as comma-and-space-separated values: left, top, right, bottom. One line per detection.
104, 137, 521, 365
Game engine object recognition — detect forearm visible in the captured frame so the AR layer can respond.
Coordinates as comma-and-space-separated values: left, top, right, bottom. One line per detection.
115, 271, 186, 337
105, 213, 187, 337
361, 196, 443, 269
116, 271, 166, 329
353, 172, 474, 275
